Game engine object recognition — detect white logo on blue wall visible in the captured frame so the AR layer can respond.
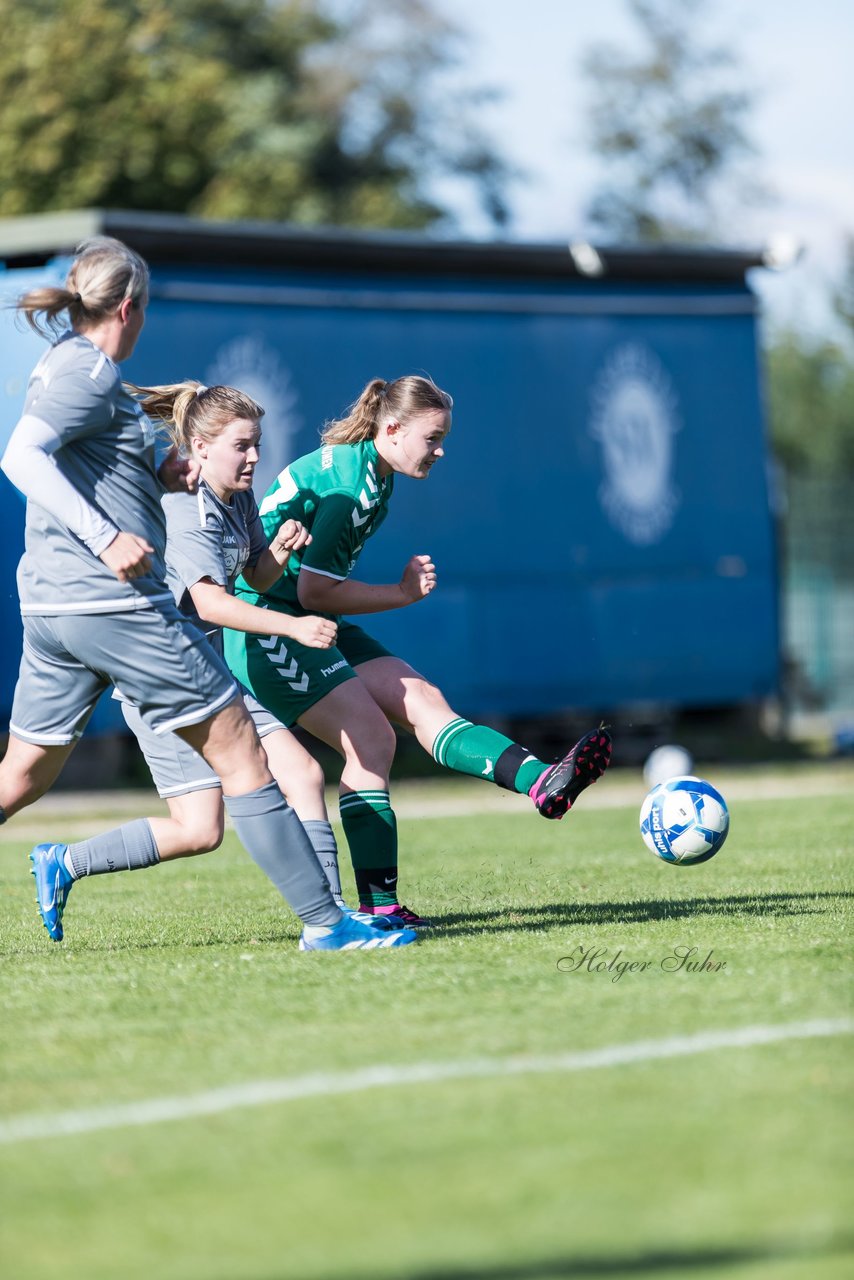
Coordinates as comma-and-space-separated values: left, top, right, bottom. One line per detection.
206, 336, 300, 494
589, 343, 680, 545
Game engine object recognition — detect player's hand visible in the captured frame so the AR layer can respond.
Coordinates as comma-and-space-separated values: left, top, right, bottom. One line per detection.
269, 519, 312, 564
100, 531, 154, 583
285, 615, 338, 649
158, 446, 200, 495
400, 553, 436, 603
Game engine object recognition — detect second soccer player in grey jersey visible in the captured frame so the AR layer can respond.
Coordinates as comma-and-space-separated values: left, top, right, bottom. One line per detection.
0, 235, 415, 952
116, 379, 405, 932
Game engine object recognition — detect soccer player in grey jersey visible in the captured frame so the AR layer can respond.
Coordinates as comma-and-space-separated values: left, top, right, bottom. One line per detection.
0, 236, 414, 952
113, 379, 399, 929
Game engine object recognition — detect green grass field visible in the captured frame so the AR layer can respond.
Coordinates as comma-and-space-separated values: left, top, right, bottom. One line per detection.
1, 764, 852, 1280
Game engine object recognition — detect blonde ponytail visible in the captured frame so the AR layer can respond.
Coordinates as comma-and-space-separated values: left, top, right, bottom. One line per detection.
321, 378, 388, 445
322, 375, 452, 445
16, 236, 149, 338
130, 381, 264, 453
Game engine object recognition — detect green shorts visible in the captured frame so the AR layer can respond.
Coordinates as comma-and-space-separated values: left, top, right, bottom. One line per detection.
222, 618, 394, 728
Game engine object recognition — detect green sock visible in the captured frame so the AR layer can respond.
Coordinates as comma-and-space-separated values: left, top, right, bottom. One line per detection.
338, 789, 399, 907
431, 718, 544, 794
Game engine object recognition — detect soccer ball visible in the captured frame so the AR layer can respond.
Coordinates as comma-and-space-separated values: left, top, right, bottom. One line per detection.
639, 776, 729, 865
643, 744, 693, 789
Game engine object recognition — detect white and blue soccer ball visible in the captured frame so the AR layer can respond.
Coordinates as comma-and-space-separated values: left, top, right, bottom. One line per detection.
639, 776, 729, 865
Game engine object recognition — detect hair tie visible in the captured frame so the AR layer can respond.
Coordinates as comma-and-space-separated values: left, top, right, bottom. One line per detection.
195, 385, 208, 398
72, 291, 82, 303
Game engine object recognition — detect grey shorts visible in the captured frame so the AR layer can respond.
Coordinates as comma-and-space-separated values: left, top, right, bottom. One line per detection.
120, 689, 286, 799
9, 605, 239, 748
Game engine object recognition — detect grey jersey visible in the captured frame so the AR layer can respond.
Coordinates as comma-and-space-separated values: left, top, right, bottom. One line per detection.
16, 332, 171, 615
163, 481, 268, 654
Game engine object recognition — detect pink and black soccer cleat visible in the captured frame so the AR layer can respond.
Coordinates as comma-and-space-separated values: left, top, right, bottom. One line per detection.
358, 902, 433, 928
529, 726, 612, 820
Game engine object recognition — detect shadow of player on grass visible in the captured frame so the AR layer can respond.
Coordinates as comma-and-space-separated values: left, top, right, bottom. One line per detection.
259, 1236, 853, 1279
429, 891, 853, 937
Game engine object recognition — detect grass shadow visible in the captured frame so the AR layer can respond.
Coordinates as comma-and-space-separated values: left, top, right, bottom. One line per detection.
4, 893, 850, 956
264, 1237, 854, 1279
430, 892, 854, 938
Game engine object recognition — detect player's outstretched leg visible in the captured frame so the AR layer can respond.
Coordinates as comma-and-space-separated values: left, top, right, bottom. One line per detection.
427, 712, 612, 826
528, 727, 613, 820
300, 915, 418, 950
29, 843, 74, 941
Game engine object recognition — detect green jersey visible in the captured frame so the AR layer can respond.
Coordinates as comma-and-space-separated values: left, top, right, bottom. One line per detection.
236, 438, 394, 614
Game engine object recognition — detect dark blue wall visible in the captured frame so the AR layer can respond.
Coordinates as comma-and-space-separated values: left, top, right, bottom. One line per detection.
0, 254, 779, 731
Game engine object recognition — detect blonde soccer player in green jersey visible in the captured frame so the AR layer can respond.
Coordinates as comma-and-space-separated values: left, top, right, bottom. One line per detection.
224, 375, 612, 927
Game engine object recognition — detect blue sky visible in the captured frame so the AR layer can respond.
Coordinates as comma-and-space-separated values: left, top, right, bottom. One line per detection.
432, 0, 854, 340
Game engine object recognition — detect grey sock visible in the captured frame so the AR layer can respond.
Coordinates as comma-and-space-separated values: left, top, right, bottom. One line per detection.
302, 819, 344, 904
224, 782, 341, 928
67, 818, 160, 878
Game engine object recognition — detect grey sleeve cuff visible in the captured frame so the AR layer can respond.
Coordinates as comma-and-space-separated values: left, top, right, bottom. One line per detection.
1, 413, 118, 555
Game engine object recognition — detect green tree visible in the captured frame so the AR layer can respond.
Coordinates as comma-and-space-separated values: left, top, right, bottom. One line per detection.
766, 331, 854, 476
831, 234, 854, 337
765, 238, 854, 476
580, 0, 764, 242
0, 0, 510, 230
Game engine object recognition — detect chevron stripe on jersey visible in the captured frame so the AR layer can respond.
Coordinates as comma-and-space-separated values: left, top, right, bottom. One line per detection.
235, 439, 394, 615
352, 459, 382, 528
257, 633, 309, 693
258, 465, 298, 517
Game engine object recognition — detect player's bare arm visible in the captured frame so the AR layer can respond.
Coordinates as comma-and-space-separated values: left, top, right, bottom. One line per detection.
296, 553, 436, 616
189, 578, 337, 649
244, 520, 312, 593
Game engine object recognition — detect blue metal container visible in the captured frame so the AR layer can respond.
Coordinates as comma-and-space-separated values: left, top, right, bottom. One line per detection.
0, 212, 779, 730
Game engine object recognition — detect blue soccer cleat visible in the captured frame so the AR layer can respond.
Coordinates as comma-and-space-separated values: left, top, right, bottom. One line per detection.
299, 914, 418, 951
29, 843, 74, 942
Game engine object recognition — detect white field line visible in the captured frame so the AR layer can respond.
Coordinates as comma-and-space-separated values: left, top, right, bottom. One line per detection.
1, 1018, 850, 1147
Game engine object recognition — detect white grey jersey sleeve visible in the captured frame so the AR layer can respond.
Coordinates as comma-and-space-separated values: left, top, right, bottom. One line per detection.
12, 332, 172, 616
163, 483, 268, 650
2, 414, 117, 555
